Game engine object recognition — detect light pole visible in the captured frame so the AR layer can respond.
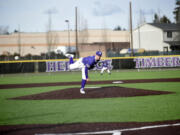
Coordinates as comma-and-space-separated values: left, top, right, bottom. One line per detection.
129, 1, 134, 56
65, 20, 70, 53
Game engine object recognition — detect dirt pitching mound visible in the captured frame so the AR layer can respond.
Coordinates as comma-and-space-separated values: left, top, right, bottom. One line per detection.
11, 86, 173, 100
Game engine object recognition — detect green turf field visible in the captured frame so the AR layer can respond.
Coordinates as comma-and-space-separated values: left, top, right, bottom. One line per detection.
1, 69, 180, 84
0, 69, 180, 125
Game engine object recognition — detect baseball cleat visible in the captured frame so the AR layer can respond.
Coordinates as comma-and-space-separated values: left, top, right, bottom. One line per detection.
80, 88, 85, 94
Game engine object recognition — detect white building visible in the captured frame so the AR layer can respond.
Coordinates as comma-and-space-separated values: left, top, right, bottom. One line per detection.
133, 23, 180, 52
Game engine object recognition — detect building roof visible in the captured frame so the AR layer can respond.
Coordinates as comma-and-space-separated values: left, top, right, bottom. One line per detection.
148, 23, 180, 31
165, 41, 180, 46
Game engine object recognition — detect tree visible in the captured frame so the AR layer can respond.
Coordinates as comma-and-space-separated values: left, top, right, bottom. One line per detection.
14, 29, 19, 33
114, 26, 121, 31
160, 15, 171, 23
45, 8, 58, 57
0, 26, 9, 35
46, 31, 59, 56
153, 13, 160, 23
153, 13, 171, 23
173, 0, 180, 23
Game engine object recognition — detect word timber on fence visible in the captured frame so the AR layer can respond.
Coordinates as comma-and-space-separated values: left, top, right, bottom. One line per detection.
134, 56, 180, 68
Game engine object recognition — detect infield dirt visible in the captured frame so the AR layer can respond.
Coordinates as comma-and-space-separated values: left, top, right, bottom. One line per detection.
11, 86, 173, 100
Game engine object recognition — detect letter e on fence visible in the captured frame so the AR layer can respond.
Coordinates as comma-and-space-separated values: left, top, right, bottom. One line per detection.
57, 61, 66, 71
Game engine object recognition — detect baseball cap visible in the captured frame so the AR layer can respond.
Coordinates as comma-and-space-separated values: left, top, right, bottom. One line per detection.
96, 51, 102, 57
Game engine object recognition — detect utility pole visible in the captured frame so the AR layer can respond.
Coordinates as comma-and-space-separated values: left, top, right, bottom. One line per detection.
75, 7, 79, 58
65, 20, 70, 53
129, 1, 134, 56
178, 2, 180, 23
18, 25, 21, 56
46, 10, 52, 58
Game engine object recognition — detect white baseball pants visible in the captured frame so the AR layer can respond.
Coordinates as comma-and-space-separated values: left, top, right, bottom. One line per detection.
69, 58, 87, 80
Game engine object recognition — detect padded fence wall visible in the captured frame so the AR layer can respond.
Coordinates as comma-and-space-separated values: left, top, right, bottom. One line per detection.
0, 55, 180, 74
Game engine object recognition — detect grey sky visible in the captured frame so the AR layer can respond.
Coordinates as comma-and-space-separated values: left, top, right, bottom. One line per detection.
0, 0, 176, 32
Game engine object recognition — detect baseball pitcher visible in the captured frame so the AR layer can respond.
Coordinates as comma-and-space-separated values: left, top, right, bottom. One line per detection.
69, 51, 102, 94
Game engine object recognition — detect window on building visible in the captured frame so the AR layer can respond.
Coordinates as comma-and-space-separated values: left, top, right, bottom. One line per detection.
167, 31, 172, 38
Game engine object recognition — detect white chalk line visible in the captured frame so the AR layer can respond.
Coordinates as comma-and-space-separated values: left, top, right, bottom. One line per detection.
35, 122, 180, 135
112, 81, 124, 84
85, 87, 101, 89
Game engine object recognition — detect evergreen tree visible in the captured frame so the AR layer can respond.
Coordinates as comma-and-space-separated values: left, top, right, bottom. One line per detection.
173, 0, 180, 23
160, 15, 171, 23
114, 26, 122, 31
153, 13, 160, 23
153, 13, 171, 23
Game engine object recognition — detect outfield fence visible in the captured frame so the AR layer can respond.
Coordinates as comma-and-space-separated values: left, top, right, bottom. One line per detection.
0, 55, 180, 74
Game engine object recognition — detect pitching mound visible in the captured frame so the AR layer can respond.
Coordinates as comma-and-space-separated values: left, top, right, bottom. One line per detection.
11, 86, 173, 100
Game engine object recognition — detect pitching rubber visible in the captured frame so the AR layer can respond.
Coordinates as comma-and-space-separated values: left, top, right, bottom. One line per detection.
112, 81, 124, 84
